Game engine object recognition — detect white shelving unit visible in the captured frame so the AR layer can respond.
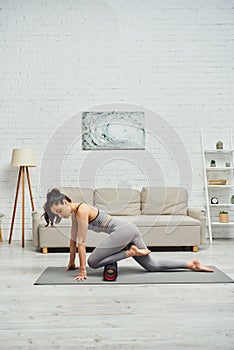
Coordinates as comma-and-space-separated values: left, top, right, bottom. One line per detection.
201, 133, 234, 243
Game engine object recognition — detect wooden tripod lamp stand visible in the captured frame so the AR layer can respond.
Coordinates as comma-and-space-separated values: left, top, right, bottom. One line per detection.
8, 149, 36, 248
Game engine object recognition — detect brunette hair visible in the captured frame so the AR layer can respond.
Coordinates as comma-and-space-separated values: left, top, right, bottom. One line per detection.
42, 188, 72, 226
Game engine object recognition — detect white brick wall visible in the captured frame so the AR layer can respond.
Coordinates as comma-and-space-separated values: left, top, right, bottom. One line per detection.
0, 0, 234, 240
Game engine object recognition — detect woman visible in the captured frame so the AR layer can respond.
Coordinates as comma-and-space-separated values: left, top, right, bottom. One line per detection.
43, 189, 213, 281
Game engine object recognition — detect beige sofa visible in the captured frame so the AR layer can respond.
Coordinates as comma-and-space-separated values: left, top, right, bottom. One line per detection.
32, 187, 207, 253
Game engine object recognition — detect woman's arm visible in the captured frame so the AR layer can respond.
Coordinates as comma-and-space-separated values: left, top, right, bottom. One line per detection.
66, 215, 79, 271
74, 207, 89, 281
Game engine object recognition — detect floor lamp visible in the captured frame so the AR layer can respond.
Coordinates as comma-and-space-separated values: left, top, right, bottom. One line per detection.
8, 149, 36, 248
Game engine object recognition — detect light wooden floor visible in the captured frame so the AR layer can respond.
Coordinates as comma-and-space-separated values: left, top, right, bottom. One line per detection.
0, 239, 234, 350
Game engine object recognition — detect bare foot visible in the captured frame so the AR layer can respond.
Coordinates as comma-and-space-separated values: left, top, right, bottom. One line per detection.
187, 259, 213, 272
127, 245, 151, 258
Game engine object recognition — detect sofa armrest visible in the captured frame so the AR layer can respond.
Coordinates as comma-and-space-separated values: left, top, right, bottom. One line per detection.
187, 207, 207, 244
32, 211, 44, 247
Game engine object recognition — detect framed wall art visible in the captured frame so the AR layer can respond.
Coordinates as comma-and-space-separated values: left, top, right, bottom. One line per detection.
82, 111, 145, 150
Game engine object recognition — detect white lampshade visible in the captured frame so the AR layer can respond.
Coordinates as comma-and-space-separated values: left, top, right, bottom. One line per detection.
11, 149, 36, 167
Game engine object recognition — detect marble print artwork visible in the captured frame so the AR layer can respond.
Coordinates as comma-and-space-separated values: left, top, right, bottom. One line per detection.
82, 111, 145, 150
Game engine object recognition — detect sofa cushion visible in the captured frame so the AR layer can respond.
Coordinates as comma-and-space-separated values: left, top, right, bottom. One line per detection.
111, 215, 200, 227
58, 187, 93, 204
94, 188, 141, 215
39, 214, 200, 229
141, 187, 188, 215
38, 214, 200, 247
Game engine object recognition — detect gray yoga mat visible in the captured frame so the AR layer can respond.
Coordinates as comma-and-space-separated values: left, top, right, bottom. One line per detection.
34, 266, 233, 285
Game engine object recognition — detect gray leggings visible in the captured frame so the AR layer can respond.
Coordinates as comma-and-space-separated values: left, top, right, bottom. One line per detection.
87, 217, 187, 271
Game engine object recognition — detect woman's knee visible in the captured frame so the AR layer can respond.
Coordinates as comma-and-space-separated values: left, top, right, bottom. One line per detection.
87, 254, 98, 269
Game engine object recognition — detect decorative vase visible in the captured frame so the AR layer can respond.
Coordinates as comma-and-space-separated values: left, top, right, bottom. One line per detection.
219, 213, 229, 223
216, 141, 223, 149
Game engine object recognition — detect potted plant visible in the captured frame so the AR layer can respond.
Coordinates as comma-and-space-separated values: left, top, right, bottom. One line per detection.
210, 160, 216, 167
219, 211, 229, 223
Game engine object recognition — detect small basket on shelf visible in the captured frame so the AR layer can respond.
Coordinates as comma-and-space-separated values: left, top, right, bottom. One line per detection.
219, 211, 229, 223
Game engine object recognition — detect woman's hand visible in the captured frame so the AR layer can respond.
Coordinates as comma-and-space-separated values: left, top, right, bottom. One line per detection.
66, 261, 79, 271
74, 268, 88, 281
